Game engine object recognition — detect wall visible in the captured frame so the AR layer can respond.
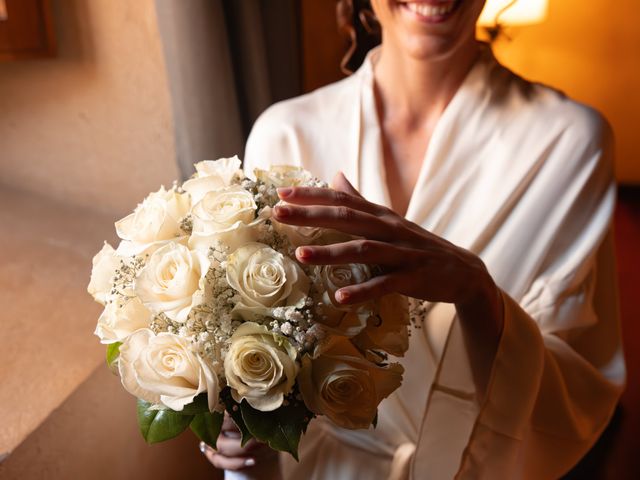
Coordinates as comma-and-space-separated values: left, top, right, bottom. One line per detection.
0, 0, 180, 217
487, 0, 640, 184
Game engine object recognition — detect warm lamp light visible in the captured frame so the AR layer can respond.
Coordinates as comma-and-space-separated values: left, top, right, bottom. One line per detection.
477, 0, 548, 27
0, 0, 8, 21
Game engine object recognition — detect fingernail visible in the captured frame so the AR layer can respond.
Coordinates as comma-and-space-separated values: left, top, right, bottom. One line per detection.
222, 430, 241, 439
244, 458, 256, 467
275, 205, 290, 217
296, 247, 311, 259
199, 441, 206, 454
277, 187, 292, 198
336, 289, 350, 303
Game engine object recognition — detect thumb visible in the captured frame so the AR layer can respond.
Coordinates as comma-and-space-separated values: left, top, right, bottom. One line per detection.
331, 171, 363, 198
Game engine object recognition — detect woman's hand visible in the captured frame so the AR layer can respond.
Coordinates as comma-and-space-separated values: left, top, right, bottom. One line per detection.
273, 172, 505, 396
201, 413, 279, 473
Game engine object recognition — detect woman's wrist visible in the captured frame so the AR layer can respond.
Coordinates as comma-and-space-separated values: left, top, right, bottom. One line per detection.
455, 262, 504, 340
454, 264, 505, 399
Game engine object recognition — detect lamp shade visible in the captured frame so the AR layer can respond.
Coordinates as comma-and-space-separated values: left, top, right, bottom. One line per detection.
477, 0, 548, 27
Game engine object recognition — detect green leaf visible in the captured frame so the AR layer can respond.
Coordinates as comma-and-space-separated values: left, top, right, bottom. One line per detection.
136, 399, 193, 444
190, 411, 224, 449
106, 342, 122, 372
179, 393, 210, 416
240, 398, 312, 461
221, 388, 253, 447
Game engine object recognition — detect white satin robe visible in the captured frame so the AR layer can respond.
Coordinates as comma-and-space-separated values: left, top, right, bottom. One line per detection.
243, 47, 625, 480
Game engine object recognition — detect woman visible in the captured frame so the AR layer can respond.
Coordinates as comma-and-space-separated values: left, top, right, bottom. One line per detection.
203, 0, 625, 478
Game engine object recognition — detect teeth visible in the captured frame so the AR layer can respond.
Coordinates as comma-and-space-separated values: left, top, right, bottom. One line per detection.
404, 1, 455, 17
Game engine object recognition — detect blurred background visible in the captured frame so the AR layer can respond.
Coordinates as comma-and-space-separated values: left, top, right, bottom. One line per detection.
0, 1, 637, 479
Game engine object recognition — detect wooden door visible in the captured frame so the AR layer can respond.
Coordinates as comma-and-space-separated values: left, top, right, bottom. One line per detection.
0, 0, 55, 61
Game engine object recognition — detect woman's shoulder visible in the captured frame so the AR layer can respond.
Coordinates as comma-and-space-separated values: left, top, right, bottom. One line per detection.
252, 73, 361, 134
480, 57, 614, 188
244, 74, 362, 172
490, 59, 610, 148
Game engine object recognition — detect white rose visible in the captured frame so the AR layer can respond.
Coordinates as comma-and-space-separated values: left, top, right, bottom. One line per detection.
226, 243, 310, 320
270, 204, 325, 247
87, 242, 121, 305
298, 337, 404, 429
254, 165, 313, 188
225, 322, 298, 411
94, 297, 152, 344
135, 242, 209, 322
188, 186, 264, 253
118, 329, 220, 411
115, 186, 190, 256
313, 264, 374, 337
183, 156, 243, 204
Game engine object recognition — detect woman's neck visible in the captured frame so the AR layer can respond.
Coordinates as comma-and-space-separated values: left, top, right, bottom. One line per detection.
372, 37, 482, 129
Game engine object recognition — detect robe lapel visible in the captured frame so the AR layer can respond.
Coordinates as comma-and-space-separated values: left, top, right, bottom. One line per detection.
356, 56, 393, 209
351, 47, 505, 478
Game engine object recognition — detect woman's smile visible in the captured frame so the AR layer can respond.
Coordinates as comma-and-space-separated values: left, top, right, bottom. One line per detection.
396, 0, 462, 24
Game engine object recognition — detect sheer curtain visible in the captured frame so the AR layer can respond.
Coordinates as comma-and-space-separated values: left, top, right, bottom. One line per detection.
154, 0, 301, 179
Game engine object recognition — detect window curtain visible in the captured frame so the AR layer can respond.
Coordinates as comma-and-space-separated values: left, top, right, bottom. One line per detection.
155, 0, 302, 179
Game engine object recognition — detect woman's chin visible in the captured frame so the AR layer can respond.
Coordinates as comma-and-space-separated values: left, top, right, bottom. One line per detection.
394, 31, 473, 62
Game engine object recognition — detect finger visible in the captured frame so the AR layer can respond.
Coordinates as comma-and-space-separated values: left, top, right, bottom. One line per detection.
277, 186, 387, 216
295, 239, 426, 266
222, 412, 240, 432
216, 436, 261, 457
335, 271, 414, 304
332, 171, 363, 198
273, 204, 413, 242
220, 429, 241, 440
203, 447, 256, 471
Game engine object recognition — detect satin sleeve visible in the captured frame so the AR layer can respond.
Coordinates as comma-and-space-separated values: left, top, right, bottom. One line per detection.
243, 103, 303, 177
456, 119, 625, 479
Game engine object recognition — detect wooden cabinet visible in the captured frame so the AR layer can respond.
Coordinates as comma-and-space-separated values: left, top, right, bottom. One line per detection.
0, 0, 55, 61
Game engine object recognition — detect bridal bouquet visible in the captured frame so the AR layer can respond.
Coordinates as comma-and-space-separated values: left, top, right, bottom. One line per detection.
88, 157, 408, 459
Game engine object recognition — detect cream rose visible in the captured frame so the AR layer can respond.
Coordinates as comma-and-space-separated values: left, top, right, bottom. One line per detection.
298, 337, 404, 429
268, 199, 348, 248
225, 322, 298, 411
270, 208, 325, 247
94, 297, 152, 344
118, 329, 220, 411
87, 242, 121, 305
352, 294, 410, 357
115, 186, 190, 256
254, 165, 313, 188
135, 242, 209, 322
188, 186, 263, 254
313, 264, 374, 337
183, 157, 243, 204
226, 243, 310, 320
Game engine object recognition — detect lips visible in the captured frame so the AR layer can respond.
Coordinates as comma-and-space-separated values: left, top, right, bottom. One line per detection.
397, 0, 460, 22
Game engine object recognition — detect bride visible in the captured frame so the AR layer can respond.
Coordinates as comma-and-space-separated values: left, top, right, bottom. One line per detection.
202, 0, 625, 478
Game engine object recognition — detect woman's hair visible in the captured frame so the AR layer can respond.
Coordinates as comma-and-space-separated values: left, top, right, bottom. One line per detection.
336, 0, 381, 74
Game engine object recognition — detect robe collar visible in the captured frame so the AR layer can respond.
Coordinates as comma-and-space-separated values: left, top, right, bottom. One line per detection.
352, 45, 496, 230
347, 46, 501, 478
